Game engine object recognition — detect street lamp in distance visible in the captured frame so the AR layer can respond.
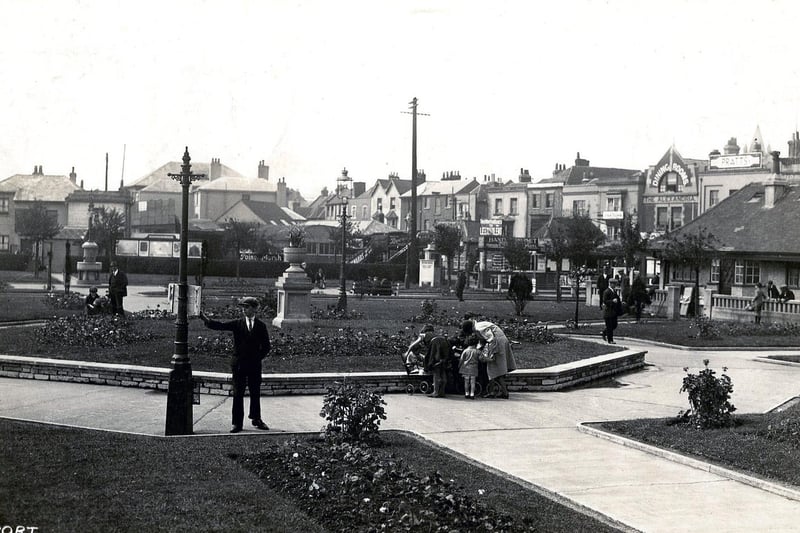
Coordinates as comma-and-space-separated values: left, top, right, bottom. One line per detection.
336, 197, 348, 311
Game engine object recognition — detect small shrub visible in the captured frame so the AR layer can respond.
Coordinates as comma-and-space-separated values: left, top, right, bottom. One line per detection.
310, 304, 365, 320
688, 316, 721, 339
320, 380, 387, 445
678, 359, 736, 429
42, 291, 85, 311
35, 315, 155, 348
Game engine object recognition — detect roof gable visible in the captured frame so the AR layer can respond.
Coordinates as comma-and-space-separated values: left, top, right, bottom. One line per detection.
668, 181, 800, 254
0, 174, 80, 201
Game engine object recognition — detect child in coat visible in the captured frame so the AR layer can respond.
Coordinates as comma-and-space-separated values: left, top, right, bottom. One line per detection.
459, 334, 481, 399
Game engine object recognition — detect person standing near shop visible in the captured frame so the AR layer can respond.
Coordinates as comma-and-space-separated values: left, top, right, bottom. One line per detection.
108, 261, 129, 317
199, 297, 271, 433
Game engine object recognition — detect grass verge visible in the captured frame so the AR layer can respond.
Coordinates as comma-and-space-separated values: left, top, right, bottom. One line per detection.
0, 419, 621, 532
594, 401, 800, 488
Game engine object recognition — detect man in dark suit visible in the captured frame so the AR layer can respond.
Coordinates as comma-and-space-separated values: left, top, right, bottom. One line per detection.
602, 278, 622, 344
108, 261, 129, 316
199, 296, 271, 433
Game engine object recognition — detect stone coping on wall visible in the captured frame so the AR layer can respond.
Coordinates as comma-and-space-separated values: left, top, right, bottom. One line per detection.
0, 349, 646, 396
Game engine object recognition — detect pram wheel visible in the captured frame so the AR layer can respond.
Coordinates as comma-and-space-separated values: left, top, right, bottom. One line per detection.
405, 384, 415, 395
419, 381, 431, 394
474, 382, 483, 397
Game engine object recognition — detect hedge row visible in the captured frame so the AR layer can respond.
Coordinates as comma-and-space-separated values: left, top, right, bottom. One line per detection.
107, 257, 406, 281
0, 253, 31, 271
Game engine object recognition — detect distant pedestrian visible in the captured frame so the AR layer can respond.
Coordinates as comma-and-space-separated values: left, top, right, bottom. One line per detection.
108, 261, 128, 317
751, 282, 767, 324
199, 296, 271, 433
316, 268, 326, 289
596, 267, 611, 308
602, 278, 622, 344
629, 275, 651, 322
456, 270, 467, 301
458, 334, 481, 399
767, 280, 780, 299
779, 286, 795, 303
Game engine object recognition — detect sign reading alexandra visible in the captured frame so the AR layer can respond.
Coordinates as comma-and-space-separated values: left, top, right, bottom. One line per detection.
709, 153, 761, 169
479, 219, 503, 236
643, 195, 698, 204
650, 146, 693, 188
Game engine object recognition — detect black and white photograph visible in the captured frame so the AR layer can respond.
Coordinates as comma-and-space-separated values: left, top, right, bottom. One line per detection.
2, 1, 800, 531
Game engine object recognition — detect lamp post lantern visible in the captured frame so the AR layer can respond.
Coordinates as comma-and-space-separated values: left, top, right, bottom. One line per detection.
165, 147, 205, 436
336, 198, 348, 311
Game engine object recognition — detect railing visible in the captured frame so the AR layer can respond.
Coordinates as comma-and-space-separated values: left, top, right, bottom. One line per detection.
387, 243, 410, 262
349, 244, 372, 264
711, 294, 800, 323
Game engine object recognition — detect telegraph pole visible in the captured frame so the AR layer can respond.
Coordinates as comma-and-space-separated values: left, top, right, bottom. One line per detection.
403, 97, 429, 288
165, 147, 205, 436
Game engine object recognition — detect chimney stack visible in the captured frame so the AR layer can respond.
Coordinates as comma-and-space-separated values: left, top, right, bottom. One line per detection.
209, 158, 222, 180
258, 160, 269, 180
772, 151, 781, 174
69, 167, 77, 184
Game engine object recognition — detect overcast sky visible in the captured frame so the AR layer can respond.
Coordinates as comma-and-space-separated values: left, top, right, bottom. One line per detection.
2, 0, 800, 200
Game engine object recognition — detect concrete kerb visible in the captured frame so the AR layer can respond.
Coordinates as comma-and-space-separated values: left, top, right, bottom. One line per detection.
577, 422, 800, 504
400, 429, 641, 533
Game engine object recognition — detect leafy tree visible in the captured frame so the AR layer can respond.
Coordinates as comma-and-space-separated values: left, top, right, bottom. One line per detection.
86, 207, 126, 268
502, 237, 530, 272
662, 227, 718, 317
16, 200, 62, 278
618, 212, 648, 278
223, 218, 260, 279
433, 223, 461, 287
542, 215, 605, 303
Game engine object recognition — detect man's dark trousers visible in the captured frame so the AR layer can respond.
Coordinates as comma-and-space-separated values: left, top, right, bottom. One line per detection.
232, 361, 262, 428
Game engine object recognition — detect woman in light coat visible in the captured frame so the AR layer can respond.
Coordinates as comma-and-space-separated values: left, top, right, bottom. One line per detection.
461, 318, 517, 398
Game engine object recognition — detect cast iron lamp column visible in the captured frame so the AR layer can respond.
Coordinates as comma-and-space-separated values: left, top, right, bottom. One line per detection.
336, 198, 348, 311
165, 147, 205, 436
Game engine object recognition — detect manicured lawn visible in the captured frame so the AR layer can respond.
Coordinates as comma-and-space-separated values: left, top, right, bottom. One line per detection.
570, 317, 800, 347
0, 292, 626, 372
594, 401, 800, 488
0, 419, 621, 533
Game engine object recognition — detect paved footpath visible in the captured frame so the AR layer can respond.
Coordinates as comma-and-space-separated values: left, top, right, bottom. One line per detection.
2, 337, 800, 532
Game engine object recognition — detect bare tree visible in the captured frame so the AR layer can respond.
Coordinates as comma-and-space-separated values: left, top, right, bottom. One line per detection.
224, 218, 260, 279
16, 200, 61, 278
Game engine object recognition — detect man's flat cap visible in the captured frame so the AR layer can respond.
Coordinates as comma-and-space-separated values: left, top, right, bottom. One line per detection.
238, 296, 260, 307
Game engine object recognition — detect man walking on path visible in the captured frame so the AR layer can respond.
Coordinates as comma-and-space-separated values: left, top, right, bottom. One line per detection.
108, 261, 128, 316
199, 297, 271, 433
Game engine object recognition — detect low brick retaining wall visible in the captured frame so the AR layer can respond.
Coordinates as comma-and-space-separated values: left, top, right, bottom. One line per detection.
0, 350, 646, 396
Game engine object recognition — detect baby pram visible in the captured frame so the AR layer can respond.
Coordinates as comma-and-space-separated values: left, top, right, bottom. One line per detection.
401, 350, 433, 394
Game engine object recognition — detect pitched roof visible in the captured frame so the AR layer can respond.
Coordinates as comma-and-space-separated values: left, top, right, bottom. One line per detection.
403, 179, 475, 197
129, 161, 243, 189
65, 189, 130, 203
665, 181, 800, 254
194, 176, 277, 193
562, 165, 641, 186
0, 173, 80, 202
235, 199, 305, 224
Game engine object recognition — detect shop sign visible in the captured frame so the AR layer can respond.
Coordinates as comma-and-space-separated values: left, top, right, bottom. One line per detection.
709, 153, 761, 169
643, 195, 697, 204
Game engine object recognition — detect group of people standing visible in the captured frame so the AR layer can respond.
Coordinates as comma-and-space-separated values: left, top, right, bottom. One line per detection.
404, 317, 517, 400
752, 281, 795, 324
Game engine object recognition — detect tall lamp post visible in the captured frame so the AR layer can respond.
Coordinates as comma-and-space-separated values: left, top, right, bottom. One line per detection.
336, 198, 348, 311
165, 147, 205, 436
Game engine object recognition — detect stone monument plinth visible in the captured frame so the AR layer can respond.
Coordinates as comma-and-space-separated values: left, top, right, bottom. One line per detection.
76, 241, 102, 285
272, 246, 313, 328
